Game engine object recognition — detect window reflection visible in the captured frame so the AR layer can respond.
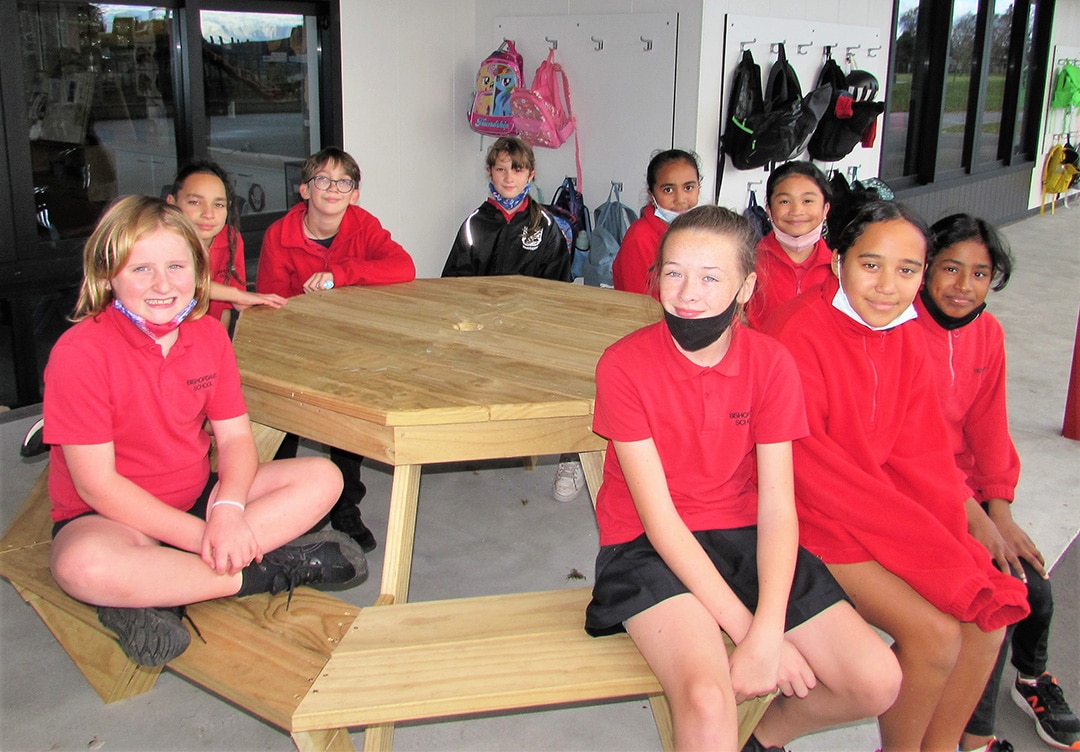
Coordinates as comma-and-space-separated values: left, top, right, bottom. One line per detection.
939, 1, 978, 173
201, 10, 318, 215
882, 0, 921, 180
21, 3, 175, 240
975, 0, 1015, 166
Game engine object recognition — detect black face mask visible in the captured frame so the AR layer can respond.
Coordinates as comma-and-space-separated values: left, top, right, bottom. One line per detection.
919, 287, 985, 331
663, 294, 740, 352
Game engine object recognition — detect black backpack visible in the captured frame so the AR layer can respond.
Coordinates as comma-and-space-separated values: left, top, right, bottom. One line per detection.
808, 54, 885, 162
725, 44, 832, 170
720, 49, 765, 171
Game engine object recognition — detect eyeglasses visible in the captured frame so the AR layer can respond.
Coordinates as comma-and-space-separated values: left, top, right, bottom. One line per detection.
307, 176, 357, 192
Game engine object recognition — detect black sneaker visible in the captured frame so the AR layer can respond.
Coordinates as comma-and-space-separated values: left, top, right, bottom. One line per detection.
330, 503, 377, 553
20, 418, 48, 458
97, 605, 191, 667
1011, 673, 1080, 750
244, 531, 368, 606
741, 734, 787, 752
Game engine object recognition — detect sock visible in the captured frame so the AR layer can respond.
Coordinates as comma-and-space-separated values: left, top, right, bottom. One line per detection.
235, 559, 277, 598
1017, 672, 1040, 685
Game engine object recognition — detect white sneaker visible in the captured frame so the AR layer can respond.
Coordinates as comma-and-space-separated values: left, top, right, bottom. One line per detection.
552, 460, 585, 503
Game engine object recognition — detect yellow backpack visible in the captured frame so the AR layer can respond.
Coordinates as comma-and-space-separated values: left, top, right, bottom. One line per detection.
1042, 143, 1079, 214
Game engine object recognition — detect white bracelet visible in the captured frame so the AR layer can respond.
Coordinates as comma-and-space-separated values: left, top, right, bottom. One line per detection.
210, 499, 246, 513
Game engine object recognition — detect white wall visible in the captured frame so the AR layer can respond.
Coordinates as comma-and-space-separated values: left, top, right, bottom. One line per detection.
1030, 1, 1080, 211
340, 0, 1062, 278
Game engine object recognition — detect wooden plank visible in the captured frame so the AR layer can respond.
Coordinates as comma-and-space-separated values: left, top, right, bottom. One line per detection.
0, 467, 52, 553
234, 278, 660, 430
170, 591, 357, 731
27, 593, 163, 702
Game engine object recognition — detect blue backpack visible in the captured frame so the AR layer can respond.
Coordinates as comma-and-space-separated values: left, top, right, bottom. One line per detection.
583, 183, 637, 288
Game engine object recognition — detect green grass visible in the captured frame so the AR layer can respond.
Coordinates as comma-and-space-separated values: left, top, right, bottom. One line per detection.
886, 73, 1006, 112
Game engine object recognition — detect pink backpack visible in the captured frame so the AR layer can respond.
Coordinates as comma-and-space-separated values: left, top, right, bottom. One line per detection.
467, 40, 524, 137
511, 50, 582, 185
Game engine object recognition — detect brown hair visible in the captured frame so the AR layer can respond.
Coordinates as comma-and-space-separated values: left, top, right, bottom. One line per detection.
647, 205, 758, 300
486, 136, 542, 235
301, 146, 362, 185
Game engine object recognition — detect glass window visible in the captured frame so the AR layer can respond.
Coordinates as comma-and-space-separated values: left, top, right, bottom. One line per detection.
1011, 0, 1039, 158
20, 3, 176, 240
939, 1, 978, 173
883, 0, 921, 179
975, 0, 1014, 166
201, 10, 320, 215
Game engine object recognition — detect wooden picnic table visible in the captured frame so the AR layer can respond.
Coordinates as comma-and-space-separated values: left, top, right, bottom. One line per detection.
232, 276, 661, 605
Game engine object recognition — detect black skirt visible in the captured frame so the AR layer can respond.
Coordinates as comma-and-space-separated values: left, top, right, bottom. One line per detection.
585, 526, 849, 637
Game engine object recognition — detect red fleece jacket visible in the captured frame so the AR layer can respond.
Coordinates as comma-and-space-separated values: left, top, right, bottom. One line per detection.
914, 296, 1020, 502
257, 202, 415, 298
765, 276, 1028, 631
612, 204, 666, 297
747, 233, 834, 329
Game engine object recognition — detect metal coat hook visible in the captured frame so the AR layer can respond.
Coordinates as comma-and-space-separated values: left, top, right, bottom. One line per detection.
641, 36, 653, 52
866, 45, 881, 58
797, 42, 814, 55
740, 37, 757, 52
591, 36, 604, 51
612, 181, 624, 192
770, 41, 787, 54
746, 180, 763, 189
823, 43, 839, 59
545, 36, 557, 50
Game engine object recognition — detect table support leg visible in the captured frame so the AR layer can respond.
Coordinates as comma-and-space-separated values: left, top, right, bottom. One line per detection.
292, 727, 355, 752
379, 464, 421, 604
578, 449, 606, 510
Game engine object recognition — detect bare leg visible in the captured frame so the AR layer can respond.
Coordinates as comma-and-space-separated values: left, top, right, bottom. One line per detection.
752, 600, 902, 747
626, 593, 740, 751
52, 456, 342, 607
829, 561, 964, 752
924, 622, 1004, 751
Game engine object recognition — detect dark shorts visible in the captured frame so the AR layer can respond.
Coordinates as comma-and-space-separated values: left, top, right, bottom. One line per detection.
584, 526, 850, 637
51, 473, 218, 538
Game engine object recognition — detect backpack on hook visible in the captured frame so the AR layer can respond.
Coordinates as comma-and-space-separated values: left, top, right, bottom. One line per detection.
511, 49, 583, 187
584, 182, 637, 288
467, 40, 524, 137
724, 44, 832, 171
807, 51, 886, 163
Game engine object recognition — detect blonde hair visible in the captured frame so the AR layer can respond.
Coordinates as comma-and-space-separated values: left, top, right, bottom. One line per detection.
72, 195, 210, 322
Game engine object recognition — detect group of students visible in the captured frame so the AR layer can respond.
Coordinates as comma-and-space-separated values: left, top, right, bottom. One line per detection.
38, 136, 1079, 752
593, 150, 1079, 752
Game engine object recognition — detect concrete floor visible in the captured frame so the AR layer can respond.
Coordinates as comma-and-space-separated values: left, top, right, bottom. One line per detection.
1, 207, 1078, 751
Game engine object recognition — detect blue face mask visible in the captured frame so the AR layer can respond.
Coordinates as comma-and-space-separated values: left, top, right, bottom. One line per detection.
653, 202, 681, 224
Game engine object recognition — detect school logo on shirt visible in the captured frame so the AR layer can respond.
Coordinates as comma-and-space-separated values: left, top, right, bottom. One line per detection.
521, 226, 543, 251
729, 410, 751, 426
187, 372, 217, 392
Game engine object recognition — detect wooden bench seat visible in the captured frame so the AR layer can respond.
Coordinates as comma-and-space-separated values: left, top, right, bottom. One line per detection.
1, 433, 773, 751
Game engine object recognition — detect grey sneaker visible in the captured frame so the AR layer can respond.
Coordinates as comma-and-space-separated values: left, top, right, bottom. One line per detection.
97, 605, 191, 667
245, 531, 368, 606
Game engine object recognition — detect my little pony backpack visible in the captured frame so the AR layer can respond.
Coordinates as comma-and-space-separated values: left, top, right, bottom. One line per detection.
467, 40, 523, 137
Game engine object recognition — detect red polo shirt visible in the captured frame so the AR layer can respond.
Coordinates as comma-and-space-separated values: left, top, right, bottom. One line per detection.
593, 321, 808, 545
43, 306, 248, 521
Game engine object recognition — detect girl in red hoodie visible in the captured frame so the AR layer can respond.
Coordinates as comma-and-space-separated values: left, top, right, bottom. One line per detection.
745, 161, 835, 329
611, 149, 701, 296
764, 202, 1029, 751
919, 214, 1080, 752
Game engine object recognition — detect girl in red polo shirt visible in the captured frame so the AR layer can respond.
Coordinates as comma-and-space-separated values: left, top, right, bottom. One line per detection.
167, 161, 286, 326
586, 205, 900, 751
745, 161, 834, 329
611, 149, 701, 296
764, 202, 1030, 751
44, 196, 367, 669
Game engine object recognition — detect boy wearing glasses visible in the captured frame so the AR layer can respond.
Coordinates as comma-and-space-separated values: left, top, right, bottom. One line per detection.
257, 147, 415, 297
258, 147, 415, 552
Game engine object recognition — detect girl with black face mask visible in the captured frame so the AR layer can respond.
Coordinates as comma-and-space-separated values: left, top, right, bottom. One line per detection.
585, 205, 899, 751
919, 214, 1080, 752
